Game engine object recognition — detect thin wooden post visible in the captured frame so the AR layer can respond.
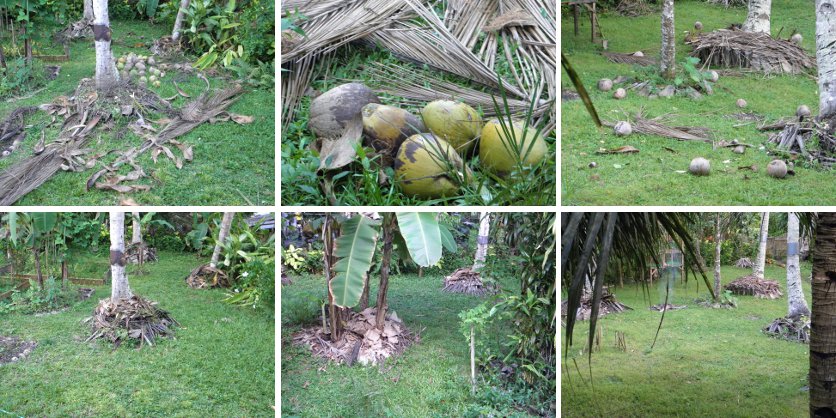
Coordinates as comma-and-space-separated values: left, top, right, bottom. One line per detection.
470, 325, 476, 396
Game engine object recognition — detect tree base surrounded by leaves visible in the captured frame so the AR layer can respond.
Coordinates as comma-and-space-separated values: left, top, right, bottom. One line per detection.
724, 275, 783, 299
293, 308, 420, 366
185, 265, 230, 289
687, 29, 815, 75
84, 296, 178, 348
734, 257, 754, 268
763, 316, 810, 343
442, 268, 497, 296
0, 335, 37, 365
561, 291, 632, 321
125, 243, 158, 264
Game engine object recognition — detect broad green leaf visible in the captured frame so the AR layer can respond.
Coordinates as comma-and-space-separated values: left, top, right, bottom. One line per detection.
396, 213, 441, 267
7, 212, 17, 244
330, 215, 380, 307
439, 223, 457, 253
31, 212, 57, 234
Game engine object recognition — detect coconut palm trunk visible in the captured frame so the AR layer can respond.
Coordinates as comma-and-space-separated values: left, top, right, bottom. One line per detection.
171, 0, 190, 42
92, 0, 119, 92
810, 213, 836, 416
787, 213, 810, 318
109, 212, 133, 301
817, 0, 836, 119
742, 0, 771, 34
660, 0, 675, 79
131, 212, 142, 244
209, 212, 234, 269
714, 213, 723, 298
754, 212, 769, 280
83, 0, 94, 21
472, 212, 490, 271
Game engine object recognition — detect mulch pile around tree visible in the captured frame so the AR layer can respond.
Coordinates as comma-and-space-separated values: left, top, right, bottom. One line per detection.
442, 268, 496, 296
734, 257, 754, 268
125, 243, 158, 264
84, 296, 178, 348
649, 303, 687, 312
763, 316, 810, 343
0, 335, 37, 365
184, 264, 230, 289
686, 29, 815, 75
294, 308, 420, 366
724, 275, 783, 299
561, 290, 632, 321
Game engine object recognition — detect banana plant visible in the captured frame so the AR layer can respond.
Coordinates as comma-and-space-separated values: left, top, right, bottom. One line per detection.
3, 212, 58, 291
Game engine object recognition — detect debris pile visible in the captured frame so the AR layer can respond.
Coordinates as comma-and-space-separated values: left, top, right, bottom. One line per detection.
763, 316, 810, 343
293, 308, 419, 366
78, 288, 95, 300
185, 265, 230, 289
442, 268, 496, 296
725, 275, 783, 299
84, 296, 178, 348
0, 335, 37, 365
687, 29, 815, 75
561, 290, 632, 321
125, 243, 158, 264
734, 257, 754, 268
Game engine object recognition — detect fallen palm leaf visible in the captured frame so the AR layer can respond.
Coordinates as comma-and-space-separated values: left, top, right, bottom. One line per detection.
185, 264, 230, 289
84, 295, 178, 348
596, 145, 639, 154
725, 275, 782, 299
687, 29, 815, 75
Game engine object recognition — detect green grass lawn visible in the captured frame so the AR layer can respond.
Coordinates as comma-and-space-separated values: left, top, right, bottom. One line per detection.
561, 0, 830, 205
281, 271, 524, 417
0, 251, 275, 417
562, 263, 811, 417
0, 20, 274, 206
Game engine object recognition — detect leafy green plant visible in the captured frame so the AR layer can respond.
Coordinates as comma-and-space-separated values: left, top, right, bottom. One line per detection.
0, 58, 45, 99
281, 245, 306, 272
224, 258, 274, 311
0, 277, 76, 315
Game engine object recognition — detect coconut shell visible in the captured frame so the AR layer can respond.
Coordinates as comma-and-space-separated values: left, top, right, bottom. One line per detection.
309, 83, 380, 138
362, 104, 425, 157
480, 119, 548, 174
797, 105, 811, 118
598, 79, 613, 92
614, 121, 632, 136
613, 88, 627, 100
421, 100, 482, 155
394, 134, 470, 199
689, 157, 710, 176
767, 160, 788, 178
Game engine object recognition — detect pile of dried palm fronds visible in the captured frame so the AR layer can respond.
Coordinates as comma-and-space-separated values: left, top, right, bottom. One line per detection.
706, 0, 746, 7
763, 316, 809, 343
293, 308, 419, 366
0, 106, 37, 158
605, 111, 713, 143
735, 257, 754, 268
78, 288, 95, 300
725, 275, 783, 299
84, 296, 178, 348
0, 335, 37, 365
55, 19, 92, 42
602, 51, 656, 66
615, 0, 656, 16
125, 243, 157, 264
687, 29, 815, 75
442, 268, 496, 296
649, 303, 687, 312
561, 291, 632, 321
185, 264, 230, 289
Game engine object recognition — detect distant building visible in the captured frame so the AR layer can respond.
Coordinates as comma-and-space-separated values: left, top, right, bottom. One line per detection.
246, 213, 275, 230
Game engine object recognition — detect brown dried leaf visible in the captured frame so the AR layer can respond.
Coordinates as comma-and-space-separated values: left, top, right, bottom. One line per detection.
317, 115, 363, 171
595, 145, 640, 154
94, 183, 151, 193
173, 80, 191, 98
229, 113, 254, 124
119, 197, 140, 206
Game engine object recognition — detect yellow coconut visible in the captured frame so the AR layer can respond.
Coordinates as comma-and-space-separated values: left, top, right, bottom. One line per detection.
479, 119, 548, 174
362, 103, 425, 156
394, 133, 471, 199
420, 100, 482, 155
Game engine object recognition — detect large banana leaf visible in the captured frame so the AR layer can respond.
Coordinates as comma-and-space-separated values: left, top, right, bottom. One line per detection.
330, 215, 381, 307
31, 212, 57, 234
396, 213, 442, 267
439, 222, 457, 253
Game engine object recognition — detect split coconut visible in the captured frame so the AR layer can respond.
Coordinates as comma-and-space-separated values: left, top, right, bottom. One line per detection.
361, 103, 425, 156
421, 100, 482, 155
309, 83, 380, 138
479, 119, 548, 174
394, 133, 471, 199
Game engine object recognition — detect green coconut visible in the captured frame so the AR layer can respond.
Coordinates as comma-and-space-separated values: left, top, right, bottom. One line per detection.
420, 100, 482, 155
479, 119, 548, 174
394, 133, 471, 199
362, 103, 425, 157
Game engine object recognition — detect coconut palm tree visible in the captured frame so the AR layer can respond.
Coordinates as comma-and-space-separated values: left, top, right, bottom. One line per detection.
754, 212, 769, 279
810, 212, 836, 416
131, 212, 142, 245
660, 0, 675, 79
817, 0, 836, 119
83, 0, 94, 21
209, 212, 234, 269
109, 212, 132, 300
713, 213, 723, 297
742, 0, 771, 34
171, 0, 191, 42
787, 212, 810, 318
472, 212, 490, 271
92, 0, 119, 92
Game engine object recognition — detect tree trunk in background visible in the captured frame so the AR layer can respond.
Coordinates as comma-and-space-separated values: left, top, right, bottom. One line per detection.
714, 214, 723, 298
323, 215, 341, 342
817, 0, 836, 119
660, 0, 675, 79
810, 213, 836, 416
209, 212, 234, 268
472, 212, 490, 271
754, 212, 769, 279
109, 212, 133, 300
22, 26, 31, 66
743, 0, 771, 34
131, 212, 142, 244
83, 0, 94, 21
33, 248, 43, 291
358, 273, 370, 310
0, 44, 6, 70
92, 0, 119, 92
787, 213, 810, 318
61, 260, 68, 290
171, 0, 190, 42
375, 214, 395, 330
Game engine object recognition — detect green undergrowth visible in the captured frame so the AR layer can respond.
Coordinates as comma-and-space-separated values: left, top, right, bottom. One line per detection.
561, 0, 829, 205
562, 263, 811, 417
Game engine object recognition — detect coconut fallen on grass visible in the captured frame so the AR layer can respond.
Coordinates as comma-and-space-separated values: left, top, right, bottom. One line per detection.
614, 121, 633, 136
613, 88, 627, 100
309, 83, 381, 138
598, 78, 613, 91
767, 159, 788, 178
421, 100, 482, 155
362, 103, 425, 158
689, 157, 711, 176
441, 268, 497, 296
185, 264, 230, 289
394, 133, 471, 199
479, 119, 548, 174
84, 296, 178, 348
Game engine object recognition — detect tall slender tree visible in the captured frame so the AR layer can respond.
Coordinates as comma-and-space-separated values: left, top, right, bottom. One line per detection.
742, 0, 772, 34
786, 213, 810, 318
171, 0, 191, 42
109, 212, 132, 300
817, 0, 836, 120
92, 0, 119, 92
713, 213, 723, 298
131, 212, 142, 244
472, 212, 490, 271
660, 0, 676, 79
811, 212, 836, 416
210, 213, 234, 269
83, 0, 94, 21
753, 212, 769, 280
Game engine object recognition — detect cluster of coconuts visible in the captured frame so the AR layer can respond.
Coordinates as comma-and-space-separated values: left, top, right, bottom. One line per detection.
307, 83, 548, 199
688, 157, 789, 179
116, 53, 165, 88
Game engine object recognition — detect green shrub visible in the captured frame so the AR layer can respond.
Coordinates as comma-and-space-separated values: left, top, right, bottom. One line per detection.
154, 234, 185, 252
224, 259, 274, 312
0, 58, 46, 99
0, 277, 77, 315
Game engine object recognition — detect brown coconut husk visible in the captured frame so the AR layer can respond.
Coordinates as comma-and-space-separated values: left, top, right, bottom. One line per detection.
293, 308, 420, 366
185, 264, 230, 289
687, 29, 815, 75
561, 290, 632, 321
735, 257, 754, 268
0, 335, 37, 365
84, 296, 178, 348
125, 243, 158, 264
725, 275, 783, 299
764, 316, 810, 343
442, 268, 497, 296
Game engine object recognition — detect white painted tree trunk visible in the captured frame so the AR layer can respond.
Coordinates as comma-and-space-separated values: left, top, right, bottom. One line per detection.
754, 212, 770, 280
472, 212, 490, 271
131, 212, 142, 244
93, 0, 119, 92
817, 0, 836, 118
660, 0, 676, 79
714, 213, 723, 298
171, 0, 191, 42
787, 213, 810, 318
83, 0, 94, 21
743, 0, 772, 34
110, 212, 133, 301
210, 212, 234, 268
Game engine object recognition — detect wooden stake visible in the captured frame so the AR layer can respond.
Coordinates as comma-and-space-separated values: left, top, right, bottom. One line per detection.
470, 324, 476, 396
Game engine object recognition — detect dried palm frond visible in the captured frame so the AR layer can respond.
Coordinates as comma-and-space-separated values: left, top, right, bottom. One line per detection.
725, 275, 782, 299
734, 257, 754, 268
444, 0, 499, 55
185, 264, 230, 289
687, 29, 815, 74
84, 296, 178, 348
125, 243, 158, 264
602, 51, 657, 66
281, 52, 331, 132
561, 290, 632, 321
649, 303, 686, 312
763, 316, 809, 343
442, 268, 497, 296
605, 111, 713, 143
